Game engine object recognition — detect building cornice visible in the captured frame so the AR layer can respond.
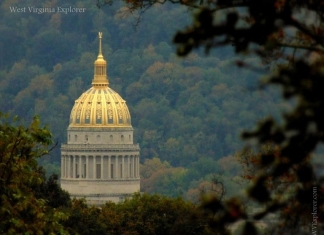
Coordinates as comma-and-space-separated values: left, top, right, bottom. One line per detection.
61, 143, 140, 152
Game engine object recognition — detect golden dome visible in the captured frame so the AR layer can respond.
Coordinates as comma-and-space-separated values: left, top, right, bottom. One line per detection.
69, 32, 131, 128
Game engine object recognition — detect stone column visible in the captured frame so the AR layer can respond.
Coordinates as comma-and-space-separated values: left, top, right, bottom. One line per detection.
101, 156, 103, 179
108, 155, 111, 179
93, 156, 96, 179
129, 156, 132, 178
61, 156, 64, 178
79, 156, 82, 178
65, 156, 68, 178
125, 155, 128, 178
65, 156, 67, 178
129, 156, 131, 178
134, 156, 137, 178
86, 156, 89, 179
135, 155, 137, 178
68, 156, 71, 178
131, 156, 134, 178
64, 156, 66, 178
115, 156, 118, 179
134, 156, 136, 178
137, 155, 140, 178
122, 155, 125, 179
73, 156, 76, 178
135, 155, 138, 178
70, 156, 73, 178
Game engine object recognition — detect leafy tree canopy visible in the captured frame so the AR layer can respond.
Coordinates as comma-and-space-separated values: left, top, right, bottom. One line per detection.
64, 193, 213, 235
0, 113, 68, 234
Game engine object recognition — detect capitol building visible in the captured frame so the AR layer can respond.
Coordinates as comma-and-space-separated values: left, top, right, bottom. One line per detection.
60, 32, 140, 205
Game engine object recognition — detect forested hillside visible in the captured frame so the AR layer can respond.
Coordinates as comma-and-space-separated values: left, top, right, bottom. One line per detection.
0, 0, 285, 197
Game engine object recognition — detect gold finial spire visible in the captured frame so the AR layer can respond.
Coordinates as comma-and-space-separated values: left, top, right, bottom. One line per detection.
92, 32, 109, 88
98, 32, 103, 57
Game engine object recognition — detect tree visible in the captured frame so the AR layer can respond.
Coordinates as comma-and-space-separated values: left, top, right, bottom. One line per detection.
34, 173, 71, 209
65, 193, 213, 235
98, 0, 324, 234
141, 157, 171, 179
63, 199, 107, 235
0, 113, 68, 234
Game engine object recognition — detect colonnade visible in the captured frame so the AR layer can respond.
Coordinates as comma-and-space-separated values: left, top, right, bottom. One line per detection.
61, 155, 140, 179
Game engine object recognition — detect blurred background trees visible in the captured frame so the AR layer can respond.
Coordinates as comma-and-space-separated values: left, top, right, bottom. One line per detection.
2, 0, 324, 233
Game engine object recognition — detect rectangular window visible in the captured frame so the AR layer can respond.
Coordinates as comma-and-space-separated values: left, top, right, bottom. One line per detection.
129, 164, 132, 177
120, 164, 123, 178
111, 164, 114, 178
96, 164, 101, 179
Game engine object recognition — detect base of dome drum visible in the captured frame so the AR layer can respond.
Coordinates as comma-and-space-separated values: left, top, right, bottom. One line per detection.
60, 178, 140, 205
70, 192, 136, 205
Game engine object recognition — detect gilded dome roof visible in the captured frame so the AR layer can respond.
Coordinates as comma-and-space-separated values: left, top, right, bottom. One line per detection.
69, 32, 131, 128
69, 87, 131, 127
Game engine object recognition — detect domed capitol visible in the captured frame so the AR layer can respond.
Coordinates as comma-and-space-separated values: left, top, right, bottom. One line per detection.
60, 32, 140, 205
